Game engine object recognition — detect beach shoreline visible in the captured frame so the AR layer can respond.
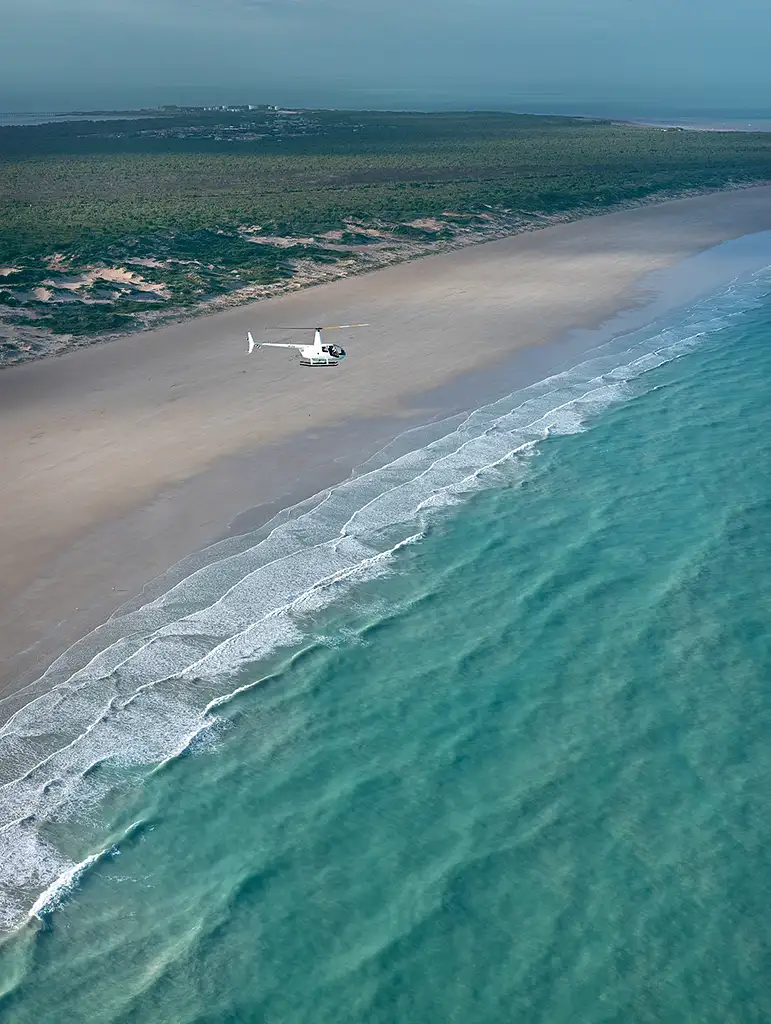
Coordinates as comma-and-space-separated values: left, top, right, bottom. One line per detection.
2, 185, 771, 716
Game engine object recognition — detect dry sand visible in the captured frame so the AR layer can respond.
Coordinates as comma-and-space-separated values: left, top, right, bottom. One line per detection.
2, 186, 771, 697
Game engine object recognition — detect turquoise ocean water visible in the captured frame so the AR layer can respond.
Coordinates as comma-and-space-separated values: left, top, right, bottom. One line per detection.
1, 253, 771, 1021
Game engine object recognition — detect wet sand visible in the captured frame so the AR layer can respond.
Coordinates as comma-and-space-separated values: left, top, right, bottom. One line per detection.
2, 186, 771, 700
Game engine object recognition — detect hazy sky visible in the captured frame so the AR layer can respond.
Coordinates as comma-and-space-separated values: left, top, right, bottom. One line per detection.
2, 0, 770, 114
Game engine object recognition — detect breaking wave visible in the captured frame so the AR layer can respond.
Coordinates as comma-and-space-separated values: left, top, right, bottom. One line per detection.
0, 268, 768, 930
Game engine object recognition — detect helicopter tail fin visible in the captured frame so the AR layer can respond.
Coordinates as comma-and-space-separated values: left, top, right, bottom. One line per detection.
247, 331, 256, 354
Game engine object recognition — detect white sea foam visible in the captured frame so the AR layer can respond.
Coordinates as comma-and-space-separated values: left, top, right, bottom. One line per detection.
28, 850, 109, 921
1, 268, 769, 930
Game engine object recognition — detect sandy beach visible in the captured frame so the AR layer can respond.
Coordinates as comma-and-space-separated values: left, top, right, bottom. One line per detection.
2, 185, 771, 702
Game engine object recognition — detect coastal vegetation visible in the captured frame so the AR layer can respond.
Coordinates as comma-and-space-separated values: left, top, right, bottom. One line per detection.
2, 107, 771, 363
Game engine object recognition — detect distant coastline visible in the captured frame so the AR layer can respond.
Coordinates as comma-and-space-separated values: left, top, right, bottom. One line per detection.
0, 111, 170, 127
4, 103, 771, 130
619, 116, 771, 133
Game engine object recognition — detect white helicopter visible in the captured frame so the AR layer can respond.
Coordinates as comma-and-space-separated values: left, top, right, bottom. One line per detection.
246, 324, 368, 367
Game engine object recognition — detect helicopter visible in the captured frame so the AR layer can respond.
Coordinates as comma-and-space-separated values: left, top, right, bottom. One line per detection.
247, 324, 368, 367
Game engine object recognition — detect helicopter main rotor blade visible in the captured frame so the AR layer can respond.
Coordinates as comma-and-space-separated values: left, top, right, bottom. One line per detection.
265, 324, 369, 330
